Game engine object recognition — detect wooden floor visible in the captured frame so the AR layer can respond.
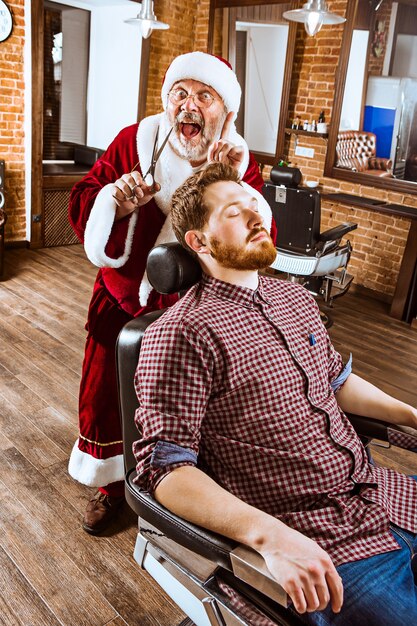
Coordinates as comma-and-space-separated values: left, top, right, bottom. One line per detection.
0, 245, 416, 626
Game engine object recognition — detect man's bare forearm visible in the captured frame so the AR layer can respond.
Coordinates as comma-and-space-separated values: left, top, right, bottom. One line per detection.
337, 373, 417, 429
155, 465, 278, 551
154, 465, 343, 614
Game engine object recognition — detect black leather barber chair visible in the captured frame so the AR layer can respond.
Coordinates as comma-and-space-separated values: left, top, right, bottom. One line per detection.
116, 243, 417, 626
263, 167, 357, 306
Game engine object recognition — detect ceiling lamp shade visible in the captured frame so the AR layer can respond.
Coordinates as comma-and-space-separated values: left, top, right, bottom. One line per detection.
125, 0, 169, 39
283, 1, 346, 37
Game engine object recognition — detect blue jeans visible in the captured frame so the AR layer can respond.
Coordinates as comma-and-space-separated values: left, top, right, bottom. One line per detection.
292, 479, 417, 625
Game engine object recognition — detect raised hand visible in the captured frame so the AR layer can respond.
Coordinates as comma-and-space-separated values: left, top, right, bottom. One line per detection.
207, 111, 245, 170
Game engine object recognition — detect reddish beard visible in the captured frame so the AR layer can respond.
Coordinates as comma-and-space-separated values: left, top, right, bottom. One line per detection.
210, 228, 277, 270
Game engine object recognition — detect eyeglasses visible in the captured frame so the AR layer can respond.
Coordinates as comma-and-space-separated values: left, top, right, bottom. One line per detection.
168, 88, 216, 108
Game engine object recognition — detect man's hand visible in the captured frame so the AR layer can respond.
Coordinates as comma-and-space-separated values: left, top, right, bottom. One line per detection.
112, 170, 160, 220
207, 111, 245, 171
260, 526, 344, 615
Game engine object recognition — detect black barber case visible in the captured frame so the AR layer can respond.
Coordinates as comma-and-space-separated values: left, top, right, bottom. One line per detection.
263, 180, 321, 254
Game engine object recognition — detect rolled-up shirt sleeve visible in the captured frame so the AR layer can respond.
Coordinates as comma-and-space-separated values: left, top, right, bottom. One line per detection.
133, 317, 214, 493
330, 353, 352, 393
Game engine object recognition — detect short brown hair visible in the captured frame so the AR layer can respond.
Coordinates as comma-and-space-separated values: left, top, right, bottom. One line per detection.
171, 162, 241, 254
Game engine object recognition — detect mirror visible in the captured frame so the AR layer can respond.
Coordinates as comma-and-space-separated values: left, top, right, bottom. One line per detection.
209, 1, 297, 165
42, 0, 142, 160
325, 0, 417, 194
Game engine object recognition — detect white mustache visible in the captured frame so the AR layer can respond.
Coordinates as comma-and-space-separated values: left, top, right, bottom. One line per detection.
175, 111, 204, 132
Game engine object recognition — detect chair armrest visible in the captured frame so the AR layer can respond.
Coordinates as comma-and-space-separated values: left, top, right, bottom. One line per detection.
368, 157, 392, 172
126, 469, 288, 606
126, 468, 237, 570
319, 222, 357, 242
230, 544, 288, 606
346, 413, 390, 441
347, 413, 417, 451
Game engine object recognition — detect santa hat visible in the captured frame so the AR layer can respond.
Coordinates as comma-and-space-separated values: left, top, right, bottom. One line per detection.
161, 51, 242, 115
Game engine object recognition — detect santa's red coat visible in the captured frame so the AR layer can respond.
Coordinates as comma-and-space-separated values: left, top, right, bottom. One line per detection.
68, 122, 276, 489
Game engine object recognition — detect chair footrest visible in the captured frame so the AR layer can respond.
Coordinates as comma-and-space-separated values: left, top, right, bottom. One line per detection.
326, 271, 354, 301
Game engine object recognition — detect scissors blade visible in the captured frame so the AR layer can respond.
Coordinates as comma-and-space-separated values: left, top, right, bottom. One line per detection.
153, 126, 173, 165
143, 127, 173, 186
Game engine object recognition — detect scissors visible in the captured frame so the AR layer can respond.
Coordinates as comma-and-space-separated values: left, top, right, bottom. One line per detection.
132, 126, 173, 192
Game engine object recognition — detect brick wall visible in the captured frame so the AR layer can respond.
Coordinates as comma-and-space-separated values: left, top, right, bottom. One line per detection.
145, 0, 210, 115
266, 0, 416, 300
143, 0, 417, 300
0, 0, 26, 243
4, 0, 417, 299
368, 0, 393, 76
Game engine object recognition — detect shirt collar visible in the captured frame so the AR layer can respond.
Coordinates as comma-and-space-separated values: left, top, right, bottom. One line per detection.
200, 273, 270, 308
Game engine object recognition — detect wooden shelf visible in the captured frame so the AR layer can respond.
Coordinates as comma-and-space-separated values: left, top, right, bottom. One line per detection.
285, 127, 329, 139
322, 192, 417, 220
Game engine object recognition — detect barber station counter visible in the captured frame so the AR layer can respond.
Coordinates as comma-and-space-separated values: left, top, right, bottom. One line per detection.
322, 192, 417, 325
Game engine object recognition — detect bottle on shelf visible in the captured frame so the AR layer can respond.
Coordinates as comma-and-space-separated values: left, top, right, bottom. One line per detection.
317, 111, 327, 134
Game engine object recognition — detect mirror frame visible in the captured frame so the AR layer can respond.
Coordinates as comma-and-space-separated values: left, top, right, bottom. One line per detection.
324, 0, 417, 196
208, 0, 297, 166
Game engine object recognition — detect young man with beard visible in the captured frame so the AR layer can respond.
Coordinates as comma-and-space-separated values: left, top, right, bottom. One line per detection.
68, 52, 275, 534
133, 162, 417, 625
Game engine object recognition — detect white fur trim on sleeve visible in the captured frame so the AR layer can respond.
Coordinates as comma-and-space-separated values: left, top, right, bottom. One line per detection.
84, 183, 138, 268
241, 181, 272, 232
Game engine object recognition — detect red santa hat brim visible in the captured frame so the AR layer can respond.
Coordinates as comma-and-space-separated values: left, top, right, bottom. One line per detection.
161, 51, 241, 115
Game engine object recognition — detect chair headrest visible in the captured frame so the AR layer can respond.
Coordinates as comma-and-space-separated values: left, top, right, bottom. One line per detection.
269, 165, 302, 188
146, 242, 202, 294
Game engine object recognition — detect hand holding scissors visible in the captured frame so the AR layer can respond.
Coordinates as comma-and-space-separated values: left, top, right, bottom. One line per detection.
207, 111, 245, 171
112, 127, 173, 220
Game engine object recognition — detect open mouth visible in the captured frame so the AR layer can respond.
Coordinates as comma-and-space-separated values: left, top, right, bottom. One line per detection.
179, 122, 202, 139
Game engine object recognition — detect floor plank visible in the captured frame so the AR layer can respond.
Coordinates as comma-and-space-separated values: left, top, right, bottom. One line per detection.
1, 244, 417, 625
0, 545, 62, 626
0, 482, 117, 626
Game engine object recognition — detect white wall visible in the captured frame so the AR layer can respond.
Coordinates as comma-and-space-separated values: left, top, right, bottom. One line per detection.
392, 35, 417, 79
49, 0, 142, 150
87, 4, 142, 149
239, 23, 288, 154
340, 29, 369, 130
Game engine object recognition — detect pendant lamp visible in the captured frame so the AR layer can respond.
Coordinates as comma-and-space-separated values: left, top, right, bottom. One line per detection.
125, 0, 169, 39
283, 1, 346, 37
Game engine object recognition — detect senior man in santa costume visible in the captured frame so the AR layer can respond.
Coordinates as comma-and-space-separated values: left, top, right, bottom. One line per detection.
68, 51, 276, 534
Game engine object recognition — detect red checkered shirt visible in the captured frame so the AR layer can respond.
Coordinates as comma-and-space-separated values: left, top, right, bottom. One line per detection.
133, 274, 417, 566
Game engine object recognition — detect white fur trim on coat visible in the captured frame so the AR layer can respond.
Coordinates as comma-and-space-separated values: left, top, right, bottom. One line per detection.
68, 440, 125, 488
84, 183, 138, 268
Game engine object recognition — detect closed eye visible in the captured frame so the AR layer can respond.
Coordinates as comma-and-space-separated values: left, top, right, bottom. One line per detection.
250, 198, 259, 212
